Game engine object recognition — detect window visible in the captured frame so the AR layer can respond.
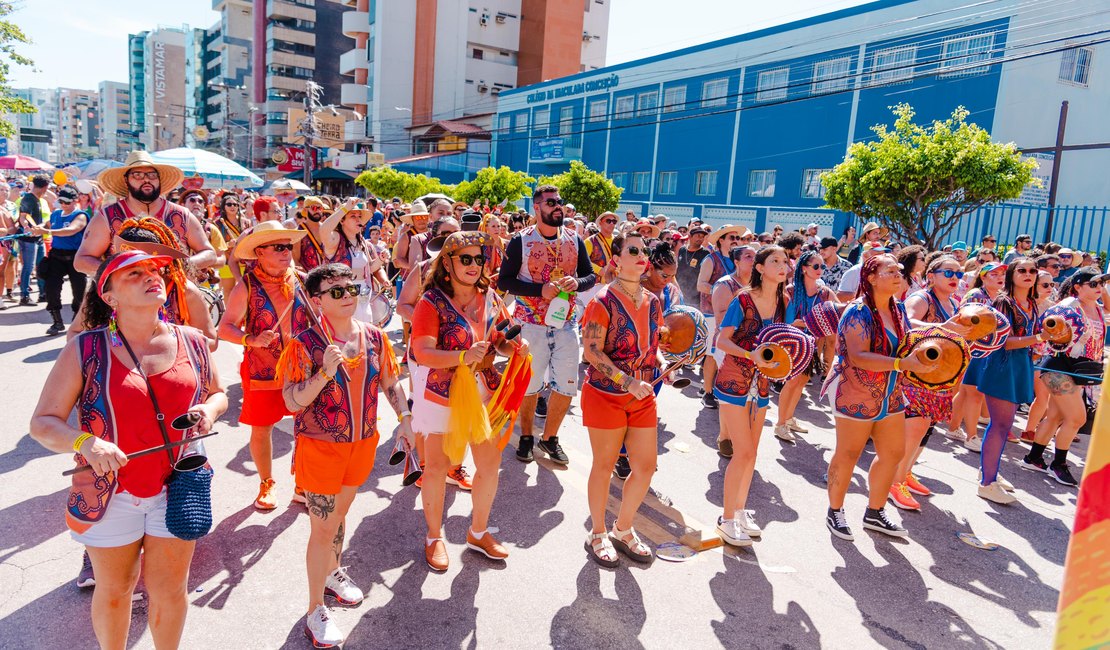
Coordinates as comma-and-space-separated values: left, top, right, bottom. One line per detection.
663, 86, 686, 113
871, 45, 916, 84
557, 106, 574, 135
694, 171, 718, 196
472, 48, 483, 60
700, 78, 728, 108
588, 98, 608, 122
748, 170, 776, 197
632, 172, 651, 194
498, 115, 510, 133
1059, 47, 1093, 86
610, 172, 627, 188
813, 57, 852, 93
614, 95, 635, 118
757, 68, 788, 102
636, 90, 659, 117
801, 169, 830, 199
940, 33, 995, 76
657, 171, 677, 195
534, 108, 549, 131
514, 113, 528, 133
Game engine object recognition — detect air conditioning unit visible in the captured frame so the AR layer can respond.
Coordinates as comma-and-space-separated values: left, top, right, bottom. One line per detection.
477, 83, 489, 93
495, 14, 506, 23
490, 87, 501, 95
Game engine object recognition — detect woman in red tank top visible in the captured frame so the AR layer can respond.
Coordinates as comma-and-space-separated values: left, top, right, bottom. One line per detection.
31, 250, 227, 649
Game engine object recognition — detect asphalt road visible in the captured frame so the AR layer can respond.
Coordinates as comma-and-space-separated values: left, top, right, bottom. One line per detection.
0, 297, 1081, 649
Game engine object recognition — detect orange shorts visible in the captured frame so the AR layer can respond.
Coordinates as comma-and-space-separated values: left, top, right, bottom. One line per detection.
581, 384, 657, 430
294, 435, 379, 496
239, 364, 292, 427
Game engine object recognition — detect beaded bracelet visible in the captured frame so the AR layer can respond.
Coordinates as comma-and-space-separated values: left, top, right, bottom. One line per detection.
72, 432, 93, 453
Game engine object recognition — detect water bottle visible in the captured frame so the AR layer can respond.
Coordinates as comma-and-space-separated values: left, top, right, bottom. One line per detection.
544, 290, 571, 328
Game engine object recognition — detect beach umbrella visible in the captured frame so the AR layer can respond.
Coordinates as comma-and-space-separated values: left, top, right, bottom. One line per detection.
69, 159, 122, 180
150, 148, 263, 189
0, 154, 52, 171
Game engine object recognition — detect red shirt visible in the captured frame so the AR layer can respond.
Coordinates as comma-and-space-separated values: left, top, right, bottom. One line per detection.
109, 335, 198, 497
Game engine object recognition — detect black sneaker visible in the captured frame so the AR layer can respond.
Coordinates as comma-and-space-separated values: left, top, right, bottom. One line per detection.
697, 388, 706, 397
515, 435, 534, 463
613, 456, 631, 480
37, 294, 46, 303
1021, 454, 1048, 473
18, 297, 32, 306
862, 508, 908, 538
826, 507, 854, 541
535, 395, 548, 418
1049, 463, 1078, 487
770, 381, 784, 395
537, 436, 569, 465
76, 550, 95, 588
701, 392, 719, 410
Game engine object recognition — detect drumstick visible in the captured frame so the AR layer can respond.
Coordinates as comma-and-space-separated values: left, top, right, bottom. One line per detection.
651, 354, 691, 387
275, 296, 296, 326
292, 278, 351, 381
62, 431, 220, 476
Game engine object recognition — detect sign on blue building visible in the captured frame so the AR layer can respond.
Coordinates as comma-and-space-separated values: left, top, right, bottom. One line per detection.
530, 137, 565, 162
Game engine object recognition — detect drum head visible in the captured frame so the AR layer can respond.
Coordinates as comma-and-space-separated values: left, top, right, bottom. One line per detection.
896, 325, 970, 391
1041, 305, 1085, 352
368, 291, 395, 328
199, 286, 224, 325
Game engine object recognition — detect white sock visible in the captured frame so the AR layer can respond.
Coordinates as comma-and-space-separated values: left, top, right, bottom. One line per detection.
470, 528, 486, 539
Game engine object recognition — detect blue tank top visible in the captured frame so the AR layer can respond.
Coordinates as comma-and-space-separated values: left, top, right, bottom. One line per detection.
49, 209, 86, 251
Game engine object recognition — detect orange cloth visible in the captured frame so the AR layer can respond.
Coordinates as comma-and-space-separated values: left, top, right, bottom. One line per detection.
294, 435, 378, 495
239, 362, 292, 426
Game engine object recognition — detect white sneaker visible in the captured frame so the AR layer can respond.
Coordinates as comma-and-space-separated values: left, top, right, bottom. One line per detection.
739, 510, 762, 538
942, 426, 966, 441
979, 469, 1015, 493
786, 417, 809, 433
773, 424, 797, 443
978, 482, 1018, 505
979, 416, 991, 426
305, 604, 344, 648
963, 436, 983, 452
324, 566, 364, 605
717, 517, 753, 547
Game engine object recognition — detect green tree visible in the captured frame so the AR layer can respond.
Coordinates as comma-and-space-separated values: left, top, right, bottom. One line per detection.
453, 165, 535, 207
822, 103, 1037, 249
354, 166, 455, 202
538, 160, 622, 220
0, 1, 35, 137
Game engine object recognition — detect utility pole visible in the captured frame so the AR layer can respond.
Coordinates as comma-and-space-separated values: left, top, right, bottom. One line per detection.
300, 80, 325, 188
1044, 100, 1068, 243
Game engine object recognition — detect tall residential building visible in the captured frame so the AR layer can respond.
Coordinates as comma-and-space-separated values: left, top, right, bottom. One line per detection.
98, 81, 133, 159
250, 0, 355, 174
56, 88, 100, 160
339, 0, 611, 167
204, 0, 254, 166
128, 27, 205, 151
9, 88, 59, 161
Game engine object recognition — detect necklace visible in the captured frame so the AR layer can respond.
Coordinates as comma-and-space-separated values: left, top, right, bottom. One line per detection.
542, 227, 564, 280
615, 277, 642, 304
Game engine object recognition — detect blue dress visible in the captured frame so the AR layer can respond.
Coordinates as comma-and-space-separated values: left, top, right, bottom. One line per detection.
976, 297, 1037, 404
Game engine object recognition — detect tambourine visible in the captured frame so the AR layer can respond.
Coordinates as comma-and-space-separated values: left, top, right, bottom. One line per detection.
660, 305, 709, 365
801, 301, 842, 338
953, 303, 998, 342
754, 323, 815, 382
1040, 306, 1082, 352
966, 304, 1010, 359
896, 325, 971, 391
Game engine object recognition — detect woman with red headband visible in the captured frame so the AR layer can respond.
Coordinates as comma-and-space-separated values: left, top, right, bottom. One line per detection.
822, 254, 933, 542
30, 250, 227, 649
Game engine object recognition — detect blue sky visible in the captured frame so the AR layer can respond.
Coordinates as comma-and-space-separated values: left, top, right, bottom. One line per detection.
6, 0, 871, 90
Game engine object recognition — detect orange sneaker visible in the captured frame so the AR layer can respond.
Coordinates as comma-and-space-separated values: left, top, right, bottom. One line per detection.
446, 465, 473, 491
888, 482, 921, 511
466, 529, 509, 560
254, 478, 277, 510
904, 473, 932, 497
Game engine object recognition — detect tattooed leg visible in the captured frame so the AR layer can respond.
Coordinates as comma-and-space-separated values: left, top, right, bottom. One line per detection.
306, 491, 336, 521
332, 521, 345, 564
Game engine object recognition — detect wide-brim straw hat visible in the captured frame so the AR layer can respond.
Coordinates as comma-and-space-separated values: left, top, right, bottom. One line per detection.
706, 224, 751, 248
401, 200, 431, 224
98, 150, 185, 199
859, 221, 889, 241
234, 221, 307, 260
633, 218, 661, 239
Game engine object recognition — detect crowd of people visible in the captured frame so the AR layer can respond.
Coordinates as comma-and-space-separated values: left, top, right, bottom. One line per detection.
6, 149, 1104, 648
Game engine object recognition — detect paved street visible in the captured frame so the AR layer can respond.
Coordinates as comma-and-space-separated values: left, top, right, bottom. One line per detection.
0, 301, 1081, 649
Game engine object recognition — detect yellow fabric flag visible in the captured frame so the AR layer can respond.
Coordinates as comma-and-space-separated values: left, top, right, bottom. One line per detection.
1054, 366, 1110, 650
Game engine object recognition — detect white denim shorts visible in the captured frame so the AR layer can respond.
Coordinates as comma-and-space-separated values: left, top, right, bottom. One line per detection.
71, 488, 173, 548
520, 322, 581, 396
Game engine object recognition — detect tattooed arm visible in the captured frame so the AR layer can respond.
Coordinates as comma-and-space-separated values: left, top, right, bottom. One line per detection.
582, 319, 630, 389
282, 344, 343, 412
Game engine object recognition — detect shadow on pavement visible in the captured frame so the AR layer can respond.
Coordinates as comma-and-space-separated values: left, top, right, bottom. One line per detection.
549, 562, 647, 649
0, 488, 69, 564
711, 547, 821, 647
0, 433, 53, 476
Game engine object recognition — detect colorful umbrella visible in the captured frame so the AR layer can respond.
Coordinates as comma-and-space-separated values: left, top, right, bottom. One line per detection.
150, 148, 263, 189
0, 154, 52, 171
68, 159, 122, 180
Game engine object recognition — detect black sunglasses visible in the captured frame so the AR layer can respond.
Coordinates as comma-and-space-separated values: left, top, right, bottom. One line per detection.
452, 253, 486, 266
224, 202, 240, 208
261, 243, 294, 252
540, 198, 565, 208
808, 263, 825, 271
625, 246, 645, 256
316, 284, 360, 299
1084, 280, 1106, 288
601, 218, 617, 224
186, 197, 205, 204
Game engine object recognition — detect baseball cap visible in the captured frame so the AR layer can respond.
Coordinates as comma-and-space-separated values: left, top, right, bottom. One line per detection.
978, 262, 1007, 276
819, 236, 838, 250
950, 241, 968, 252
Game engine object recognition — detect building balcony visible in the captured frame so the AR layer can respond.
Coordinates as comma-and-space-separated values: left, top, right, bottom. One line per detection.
267, 24, 315, 47
340, 83, 368, 106
339, 47, 368, 75
342, 11, 369, 38
344, 118, 366, 142
267, 0, 316, 22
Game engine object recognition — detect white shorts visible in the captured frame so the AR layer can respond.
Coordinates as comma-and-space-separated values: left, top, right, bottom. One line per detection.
71, 488, 173, 548
520, 322, 581, 396
410, 360, 491, 435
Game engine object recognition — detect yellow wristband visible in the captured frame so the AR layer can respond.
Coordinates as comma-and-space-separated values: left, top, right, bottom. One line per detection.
73, 432, 93, 453
459, 350, 467, 367
241, 334, 250, 347
893, 358, 902, 372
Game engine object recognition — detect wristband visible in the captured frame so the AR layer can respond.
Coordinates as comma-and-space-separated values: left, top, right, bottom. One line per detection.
73, 432, 93, 453
459, 350, 467, 367
612, 371, 625, 385
399, 410, 412, 419
893, 358, 902, 372
241, 334, 250, 347
321, 368, 333, 380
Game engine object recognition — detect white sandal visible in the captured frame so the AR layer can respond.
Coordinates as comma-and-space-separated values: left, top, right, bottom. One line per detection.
584, 531, 619, 568
609, 525, 653, 563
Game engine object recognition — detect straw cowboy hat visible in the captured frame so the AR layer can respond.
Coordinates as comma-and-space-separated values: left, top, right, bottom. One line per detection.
706, 224, 751, 248
401, 200, 431, 225
633, 218, 661, 239
234, 221, 307, 260
97, 150, 185, 199
859, 221, 889, 241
